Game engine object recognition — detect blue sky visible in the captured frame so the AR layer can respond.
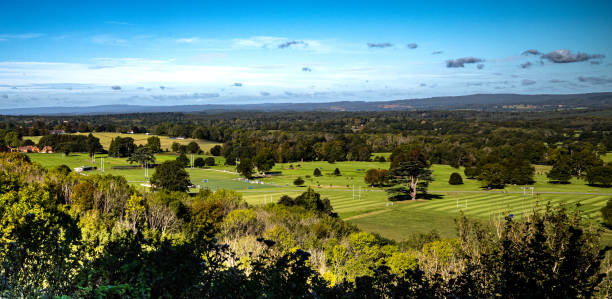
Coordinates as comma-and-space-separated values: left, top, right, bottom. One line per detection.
0, 0, 611, 108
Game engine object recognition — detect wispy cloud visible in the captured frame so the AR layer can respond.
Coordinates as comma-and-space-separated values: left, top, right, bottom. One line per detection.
91, 34, 127, 46
105, 21, 132, 25
367, 42, 393, 48
432, 51, 443, 55
521, 49, 540, 56
577, 76, 612, 85
110, 85, 122, 90
302, 67, 312, 72
176, 37, 199, 43
406, 43, 418, 49
541, 49, 605, 63
232, 82, 243, 87
446, 57, 484, 68
549, 79, 566, 83
520, 62, 533, 69
0, 33, 43, 40
521, 79, 536, 86
232, 36, 319, 51
476, 64, 484, 70
278, 40, 307, 49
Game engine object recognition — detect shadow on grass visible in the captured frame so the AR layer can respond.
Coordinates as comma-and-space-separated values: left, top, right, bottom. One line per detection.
586, 183, 611, 188
389, 193, 445, 201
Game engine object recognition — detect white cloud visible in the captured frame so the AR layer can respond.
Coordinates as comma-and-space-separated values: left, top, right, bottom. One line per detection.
176, 37, 199, 43
0, 33, 43, 40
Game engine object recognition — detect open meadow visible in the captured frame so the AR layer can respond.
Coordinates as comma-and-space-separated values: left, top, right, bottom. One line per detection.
25, 132, 222, 153
28, 151, 612, 244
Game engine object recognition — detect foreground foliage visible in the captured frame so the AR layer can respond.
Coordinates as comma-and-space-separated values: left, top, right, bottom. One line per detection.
0, 152, 610, 297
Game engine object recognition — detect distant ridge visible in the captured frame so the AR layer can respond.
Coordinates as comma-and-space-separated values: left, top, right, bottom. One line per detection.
1, 92, 611, 115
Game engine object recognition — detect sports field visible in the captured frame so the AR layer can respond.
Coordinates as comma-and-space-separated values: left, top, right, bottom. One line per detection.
26, 151, 612, 244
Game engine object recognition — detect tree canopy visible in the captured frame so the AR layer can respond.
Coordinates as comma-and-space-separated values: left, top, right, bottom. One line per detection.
150, 160, 191, 192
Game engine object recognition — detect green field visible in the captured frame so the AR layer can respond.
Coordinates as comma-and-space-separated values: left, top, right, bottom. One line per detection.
25, 132, 222, 153
27, 152, 612, 244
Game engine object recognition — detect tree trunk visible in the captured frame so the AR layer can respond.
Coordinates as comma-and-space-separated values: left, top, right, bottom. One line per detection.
410, 176, 419, 200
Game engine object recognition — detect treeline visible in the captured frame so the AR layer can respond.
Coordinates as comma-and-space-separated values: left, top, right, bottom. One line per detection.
38, 133, 104, 154
0, 152, 611, 297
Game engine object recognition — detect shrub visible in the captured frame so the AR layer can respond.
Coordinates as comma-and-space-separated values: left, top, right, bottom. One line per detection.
293, 177, 305, 186
193, 157, 206, 168
313, 168, 322, 177
333, 168, 341, 176
449, 172, 463, 185
210, 145, 222, 156
204, 157, 215, 166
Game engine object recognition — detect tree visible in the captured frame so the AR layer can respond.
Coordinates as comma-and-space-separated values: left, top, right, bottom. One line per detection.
254, 150, 275, 174
237, 157, 254, 179
585, 164, 612, 187
479, 163, 505, 188
127, 146, 156, 167
602, 199, 612, 227
204, 157, 215, 166
503, 159, 535, 185
387, 144, 433, 200
210, 145, 222, 156
85, 133, 103, 159
452, 205, 607, 298
150, 160, 191, 192
464, 166, 479, 179
147, 136, 162, 153
547, 161, 572, 184
365, 169, 387, 187
449, 173, 463, 185
313, 168, 322, 177
108, 137, 135, 157
333, 168, 341, 176
193, 157, 206, 168
171, 142, 181, 153
187, 141, 200, 154
176, 153, 190, 168
293, 177, 305, 186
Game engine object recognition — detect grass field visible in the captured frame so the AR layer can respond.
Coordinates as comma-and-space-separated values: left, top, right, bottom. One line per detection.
26, 151, 612, 244
25, 132, 222, 153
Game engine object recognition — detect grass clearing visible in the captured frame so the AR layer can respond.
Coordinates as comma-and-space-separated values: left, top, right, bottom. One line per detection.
25, 132, 222, 153
28, 152, 612, 244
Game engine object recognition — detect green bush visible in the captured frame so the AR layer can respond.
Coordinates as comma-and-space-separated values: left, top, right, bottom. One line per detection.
449, 172, 463, 185
193, 157, 206, 168
204, 157, 215, 166
293, 176, 305, 186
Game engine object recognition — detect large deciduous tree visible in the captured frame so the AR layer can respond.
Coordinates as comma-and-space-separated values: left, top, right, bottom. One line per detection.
127, 145, 156, 167
150, 161, 191, 192
147, 136, 162, 153
236, 157, 255, 179
254, 149, 275, 174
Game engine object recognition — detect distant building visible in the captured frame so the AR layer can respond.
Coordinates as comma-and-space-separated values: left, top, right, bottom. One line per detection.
127, 130, 135, 134
49, 130, 65, 135
40, 146, 53, 153
13, 146, 40, 153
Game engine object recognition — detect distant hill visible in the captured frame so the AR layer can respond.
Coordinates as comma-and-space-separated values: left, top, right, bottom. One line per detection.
1, 92, 611, 115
